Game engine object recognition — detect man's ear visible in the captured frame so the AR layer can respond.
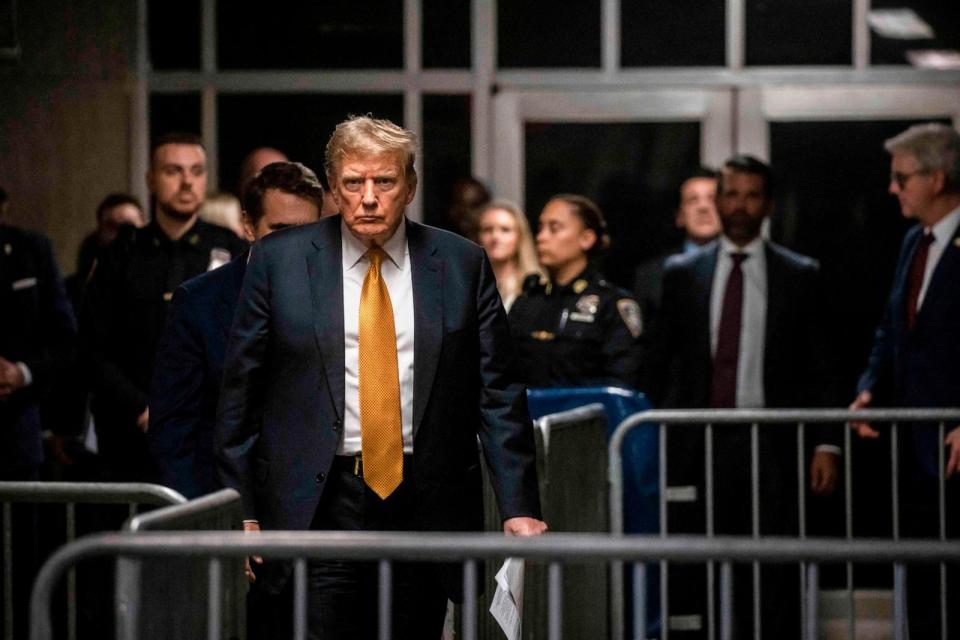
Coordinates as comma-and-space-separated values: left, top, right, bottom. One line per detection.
240, 212, 256, 242
405, 175, 418, 205
930, 169, 947, 195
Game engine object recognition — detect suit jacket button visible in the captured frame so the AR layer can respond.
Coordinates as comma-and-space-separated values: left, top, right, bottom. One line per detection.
316, 472, 325, 483
333, 420, 342, 432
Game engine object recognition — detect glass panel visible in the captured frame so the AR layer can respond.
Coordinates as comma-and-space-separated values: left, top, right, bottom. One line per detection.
150, 93, 201, 141
217, 2, 403, 70
870, 0, 960, 66
525, 122, 701, 287
217, 94, 403, 195
498, 0, 601, 68
621, 0, 725, 67
421, 95, 473, 230
423, 0, 470, 69
746, 0, 851, 65
148, 0, 201, 70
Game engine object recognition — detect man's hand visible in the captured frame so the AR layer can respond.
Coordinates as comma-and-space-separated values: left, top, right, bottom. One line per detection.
0, 357, 26, 398
503, 517, 548, 537
136, 408, 150, 434
809, 450, 839, 496
848, 390, 879, 438
243, 521, 263, 582
946, 426, 960, 479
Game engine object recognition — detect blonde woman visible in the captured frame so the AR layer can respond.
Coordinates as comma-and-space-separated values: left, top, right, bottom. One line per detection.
476, 200, 540, 311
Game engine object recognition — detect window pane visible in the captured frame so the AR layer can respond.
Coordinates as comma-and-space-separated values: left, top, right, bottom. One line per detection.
217, 2, 402, 70
150, 93, 201, 141
870, 0, 960, 66
746, 0, 851, 65
498, 0, 601, 68
148, 0, 200, 70
423, 0, 470, 69
621, 0, 725, 67
217, 94, 403, 195
422, 95, 472, 229
525, 122, 701, 287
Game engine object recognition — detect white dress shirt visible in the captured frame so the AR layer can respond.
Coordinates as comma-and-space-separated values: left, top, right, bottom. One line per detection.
340, 220, 415, 455
918, 205, 960, 309
710, 236, 766, 409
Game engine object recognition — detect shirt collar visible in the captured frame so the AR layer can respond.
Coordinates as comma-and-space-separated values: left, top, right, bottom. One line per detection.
341, 217, 408, 271
718, 234, 764, 258
929, 204, 960, 246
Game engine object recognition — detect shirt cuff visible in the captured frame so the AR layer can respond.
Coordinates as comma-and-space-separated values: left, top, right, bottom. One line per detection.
814, 444, 841, 456
16, 362, 33, 387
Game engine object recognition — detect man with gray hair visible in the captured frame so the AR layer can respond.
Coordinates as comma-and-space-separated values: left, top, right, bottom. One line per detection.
217, 115, 545, 638
850, 122, 960, 637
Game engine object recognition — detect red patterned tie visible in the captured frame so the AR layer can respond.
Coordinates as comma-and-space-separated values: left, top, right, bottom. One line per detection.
905, 230, 934, 331
711, 253, 748, 408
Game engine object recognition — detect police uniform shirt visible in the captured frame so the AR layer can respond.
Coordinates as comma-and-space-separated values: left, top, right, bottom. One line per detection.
508, 268, 642, 389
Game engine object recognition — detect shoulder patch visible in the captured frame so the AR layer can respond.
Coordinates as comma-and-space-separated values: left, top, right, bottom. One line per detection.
617, 298, 643, 338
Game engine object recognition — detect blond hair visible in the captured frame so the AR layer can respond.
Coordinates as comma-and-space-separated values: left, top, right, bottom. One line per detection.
477, 200, 542, 303
325, 115, 418, 186
199, 192, 243, 236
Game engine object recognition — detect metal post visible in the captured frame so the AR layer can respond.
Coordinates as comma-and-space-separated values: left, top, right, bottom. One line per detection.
706, 423, 715, 640
462, 560, 477, 640
893, 563, 906, 640
548, 561, 563, 640
633, 561, 646, 640
846, 421, 856, 639
3, 502, 12, 640
797, 422, 807, 636
938, 422, 947, 640
293, 558, 307, 640
66, 502, 76, 640
750, 423, 760, 640
206, 558, 222, 640
720, 562, 733, 640
378, 559, 392, 640
804, 564, 819, 640
660, 422, 668, 640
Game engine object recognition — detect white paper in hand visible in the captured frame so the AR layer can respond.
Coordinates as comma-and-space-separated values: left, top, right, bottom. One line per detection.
489, 557, 524, 640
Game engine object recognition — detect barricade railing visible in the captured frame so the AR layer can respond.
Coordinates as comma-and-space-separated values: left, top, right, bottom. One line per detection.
608, 408, 960, 640
29, 531, 960, 640
119, 489, 243, 640
0, 482, 186, 640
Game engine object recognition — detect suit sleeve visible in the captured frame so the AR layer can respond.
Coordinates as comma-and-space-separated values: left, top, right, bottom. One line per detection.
475, 252, 542, 521
216, 244, 271, 521
640, 261, 682, 407
148, 285, 205, 498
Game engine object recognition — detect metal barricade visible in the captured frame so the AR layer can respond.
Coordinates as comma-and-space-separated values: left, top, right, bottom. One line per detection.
0, 482, 186, 640
118, 489, 243, 640
29, 531, 960, 640
608, 408, 960, 640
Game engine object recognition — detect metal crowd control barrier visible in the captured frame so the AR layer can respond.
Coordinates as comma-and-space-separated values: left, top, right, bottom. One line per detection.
608, 408, 960, 640
30, 531, 960, 640
480, 403, 608, 639
0, 482, 186, 640
118, 489, 243, 640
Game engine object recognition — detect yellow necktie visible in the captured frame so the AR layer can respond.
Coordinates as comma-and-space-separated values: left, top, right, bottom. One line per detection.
359, 246, 403, 499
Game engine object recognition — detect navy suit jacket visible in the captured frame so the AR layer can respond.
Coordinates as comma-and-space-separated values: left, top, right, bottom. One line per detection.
149, 253, 247, 498
644, 241, 836, 440
0, 225, 76, 476
858, 221, 960, 477
216, 216, 541, 595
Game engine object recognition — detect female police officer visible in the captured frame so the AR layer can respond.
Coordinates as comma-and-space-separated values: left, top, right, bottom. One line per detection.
508, 194, 642, 389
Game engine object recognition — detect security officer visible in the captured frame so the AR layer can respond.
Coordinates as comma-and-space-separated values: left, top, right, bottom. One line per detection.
81, 133, 247, 482
509, 194, 641, 389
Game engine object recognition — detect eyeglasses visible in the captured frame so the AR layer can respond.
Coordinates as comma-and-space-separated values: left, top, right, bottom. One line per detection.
890, 169, 929, 189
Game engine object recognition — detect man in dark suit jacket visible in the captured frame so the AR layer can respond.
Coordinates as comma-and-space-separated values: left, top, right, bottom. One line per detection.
217, 116, 545, 639
850, 123, 960, 638
149, 162, 326, 498
643, 155, 838, 638
0, 188, 77, 479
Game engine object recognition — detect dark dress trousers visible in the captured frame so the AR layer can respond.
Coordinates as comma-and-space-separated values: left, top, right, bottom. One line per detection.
643, 240, 835, 639
149, 253, 247, 498
0, 224, 77, 477
857, 221, 960, 638
216, 216, 542, 603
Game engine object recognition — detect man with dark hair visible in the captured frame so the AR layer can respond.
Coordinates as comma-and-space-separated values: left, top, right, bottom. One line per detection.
634, 167, 720, 329
644, 154, 838, 638
73, 193, 144, 292
149, 162, 326, 498
237, 146, 289, 196
850, 122, 960, 637
81, 132, 247, 482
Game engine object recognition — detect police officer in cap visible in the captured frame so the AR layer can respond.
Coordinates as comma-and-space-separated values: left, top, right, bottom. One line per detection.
81, 132, 247, 482
509, 194, 642, 389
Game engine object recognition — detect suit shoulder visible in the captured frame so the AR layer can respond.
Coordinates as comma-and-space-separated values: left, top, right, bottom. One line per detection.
176, 255, 243, 299
257, 218, 327, 254
409, 220, 486, 263
767, 241, 819, 272
663, 244, 711, 274
0, 224, 53, 252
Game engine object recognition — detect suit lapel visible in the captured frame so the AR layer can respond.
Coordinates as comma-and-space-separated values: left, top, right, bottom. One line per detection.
891, 227, 921, 333
693, 245, 717, 367
406, 220, 443, 437
307, 218, 346, 421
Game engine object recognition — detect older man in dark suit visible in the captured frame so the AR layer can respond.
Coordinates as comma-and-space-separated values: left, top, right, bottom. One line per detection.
850, 123, 960, 638
149, 162, 326, 499
643, 155, 839, 638
217, 116, 545, 639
